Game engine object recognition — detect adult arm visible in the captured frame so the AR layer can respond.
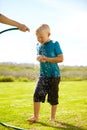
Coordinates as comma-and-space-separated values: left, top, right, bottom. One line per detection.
0, 14, 30, 32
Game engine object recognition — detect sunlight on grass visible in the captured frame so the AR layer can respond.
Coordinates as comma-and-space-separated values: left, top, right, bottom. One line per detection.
0, 81, 87, 130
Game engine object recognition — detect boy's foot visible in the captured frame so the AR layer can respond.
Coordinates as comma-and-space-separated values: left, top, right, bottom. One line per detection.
27, 117, 38, 123
49, 119, 55, 123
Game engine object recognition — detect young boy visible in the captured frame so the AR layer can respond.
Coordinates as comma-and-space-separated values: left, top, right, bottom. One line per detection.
0, 13, 30, 32
28, 24, 63, 123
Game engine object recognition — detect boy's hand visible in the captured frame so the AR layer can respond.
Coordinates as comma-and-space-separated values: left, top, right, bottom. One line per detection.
37, 55, 46, 62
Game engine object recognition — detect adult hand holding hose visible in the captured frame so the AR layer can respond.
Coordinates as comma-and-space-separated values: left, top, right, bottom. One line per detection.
0, 13, 30, 33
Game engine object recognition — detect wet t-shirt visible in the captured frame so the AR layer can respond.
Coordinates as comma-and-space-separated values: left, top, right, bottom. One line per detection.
37, 40, 63, 77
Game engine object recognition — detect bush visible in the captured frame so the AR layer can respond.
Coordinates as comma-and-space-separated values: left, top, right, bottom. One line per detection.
0, 76, 15, 82
17, 77, 29, 82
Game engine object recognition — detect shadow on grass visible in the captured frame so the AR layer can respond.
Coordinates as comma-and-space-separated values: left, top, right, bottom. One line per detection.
28, 121, 84, 130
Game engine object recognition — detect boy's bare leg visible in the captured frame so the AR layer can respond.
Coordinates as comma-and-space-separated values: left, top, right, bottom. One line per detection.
50, 105, 57, 122
34, 102, 40, 121
27, 102, 40, 122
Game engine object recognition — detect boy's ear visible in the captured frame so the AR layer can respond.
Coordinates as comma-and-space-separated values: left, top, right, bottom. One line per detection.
48, 33, 51, 36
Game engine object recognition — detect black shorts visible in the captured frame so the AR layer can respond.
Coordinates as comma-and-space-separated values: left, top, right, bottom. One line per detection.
33, 76, 60, 105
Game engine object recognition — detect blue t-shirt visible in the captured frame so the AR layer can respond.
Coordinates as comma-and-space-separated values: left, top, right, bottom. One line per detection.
37, 40, 63, 77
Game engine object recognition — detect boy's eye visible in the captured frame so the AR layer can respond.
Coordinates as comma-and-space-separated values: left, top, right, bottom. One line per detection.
39, 37, 43, 39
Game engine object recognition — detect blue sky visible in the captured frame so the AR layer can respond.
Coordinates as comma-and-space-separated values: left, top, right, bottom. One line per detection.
0, 0, 87, 66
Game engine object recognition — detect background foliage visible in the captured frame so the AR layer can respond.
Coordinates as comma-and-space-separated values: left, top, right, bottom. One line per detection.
0, 63, 87, 82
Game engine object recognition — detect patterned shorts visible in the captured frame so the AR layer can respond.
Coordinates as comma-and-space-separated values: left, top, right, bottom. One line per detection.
33, 76, 60, 105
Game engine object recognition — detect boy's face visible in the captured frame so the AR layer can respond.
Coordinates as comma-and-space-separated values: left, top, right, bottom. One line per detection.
36, 31, 50, 44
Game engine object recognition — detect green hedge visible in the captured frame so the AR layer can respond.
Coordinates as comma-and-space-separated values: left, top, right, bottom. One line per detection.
0, 76, 15, 82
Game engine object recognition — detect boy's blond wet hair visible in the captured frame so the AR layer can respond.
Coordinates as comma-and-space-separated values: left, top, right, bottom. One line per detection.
36, 24, 50, 34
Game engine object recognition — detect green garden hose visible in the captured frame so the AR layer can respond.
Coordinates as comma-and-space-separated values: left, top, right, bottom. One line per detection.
0, 27, 19, 34
0, 122, 27, 130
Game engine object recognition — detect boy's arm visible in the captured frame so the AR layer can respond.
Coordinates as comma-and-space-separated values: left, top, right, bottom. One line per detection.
37, 54, 64, 63
0, 14, 30, 32
42, 54, 64, 63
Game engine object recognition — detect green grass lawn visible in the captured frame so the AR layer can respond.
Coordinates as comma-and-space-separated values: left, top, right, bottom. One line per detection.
0, 81, 87, 130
